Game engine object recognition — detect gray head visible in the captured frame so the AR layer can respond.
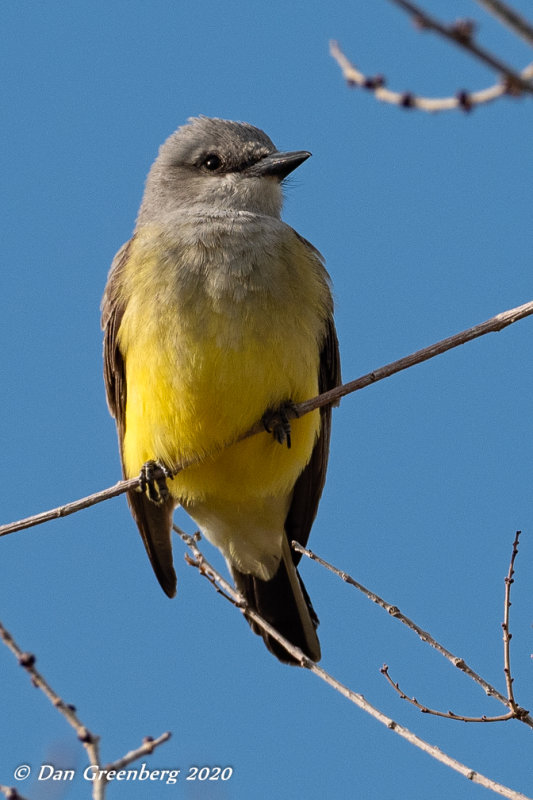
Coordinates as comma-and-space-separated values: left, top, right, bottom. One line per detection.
136, 116, 310, 226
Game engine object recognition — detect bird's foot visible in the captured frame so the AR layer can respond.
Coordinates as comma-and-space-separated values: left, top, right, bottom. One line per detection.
138, 460, 173, 504
262, 401, 299, 449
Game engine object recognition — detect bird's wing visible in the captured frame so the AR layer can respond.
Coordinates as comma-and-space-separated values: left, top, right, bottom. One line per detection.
284, 233, 341, 565
102, 239, 177, 597
285, 315, 341, 563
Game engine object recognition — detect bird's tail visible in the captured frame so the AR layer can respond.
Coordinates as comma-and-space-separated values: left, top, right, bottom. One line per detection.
231, 535, 320, 665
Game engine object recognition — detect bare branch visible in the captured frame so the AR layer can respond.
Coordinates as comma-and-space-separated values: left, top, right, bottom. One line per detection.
330, 40, 533, 113
101, 732, 172, 775
0, 620, 171, 800
475, 0, 533, 46
0, 619, 103, 797
388, 0, 533, 93
292, 541, 533, 729
502, 531, 524, 714
379, 532, 529, 725
294, 300, 533, 418
0, 477, 140, 538
1, 300, 531, 539
381, 664, 515, 723
175, 526, 532, 800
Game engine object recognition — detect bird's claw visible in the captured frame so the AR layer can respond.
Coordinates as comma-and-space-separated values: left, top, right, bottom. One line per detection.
262, 402, 299, 449
139, 460, 173, 504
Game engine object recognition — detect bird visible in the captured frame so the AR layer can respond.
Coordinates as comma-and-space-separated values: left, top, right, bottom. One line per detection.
102, 116, 340, 664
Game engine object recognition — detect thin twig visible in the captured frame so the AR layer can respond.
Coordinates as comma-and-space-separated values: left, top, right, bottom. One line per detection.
0, 620, 104, 798
1, 300, 531, 539
101, 732, 172, 775
389, 0, 533, 93
0, 621, 171, 800
475, 0, 533, 46
292, 301, 533, 419
291, 542, 533, 729
0, 477, 140, 537
381, 664, 515, 723
378, 531, 529, 724
330, 40, 533, 112
502, 531, 523, 713
175, 526, 532, 800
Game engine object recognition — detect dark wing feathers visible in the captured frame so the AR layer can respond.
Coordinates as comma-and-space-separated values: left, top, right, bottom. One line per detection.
285, 314, 341, 563
102, 238, 177, 598
102, 241, 130, 434
286, 231, 341, 560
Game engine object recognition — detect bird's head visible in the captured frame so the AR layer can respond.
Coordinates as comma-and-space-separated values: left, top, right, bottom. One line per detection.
137, 116, 310, 224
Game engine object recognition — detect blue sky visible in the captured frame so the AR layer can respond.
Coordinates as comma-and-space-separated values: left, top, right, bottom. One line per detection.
1, 1, 532, 798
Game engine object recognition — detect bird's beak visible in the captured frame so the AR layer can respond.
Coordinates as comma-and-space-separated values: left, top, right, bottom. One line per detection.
246, 150, 311, 180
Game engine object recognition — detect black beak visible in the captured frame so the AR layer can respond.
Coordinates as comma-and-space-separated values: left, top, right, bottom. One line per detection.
245, 150, 311, 180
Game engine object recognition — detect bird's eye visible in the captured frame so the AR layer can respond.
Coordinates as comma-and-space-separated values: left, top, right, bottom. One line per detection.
203, 153, 222, 171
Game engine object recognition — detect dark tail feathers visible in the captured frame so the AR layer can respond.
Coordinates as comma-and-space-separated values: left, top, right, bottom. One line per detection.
231, 540, 320, 665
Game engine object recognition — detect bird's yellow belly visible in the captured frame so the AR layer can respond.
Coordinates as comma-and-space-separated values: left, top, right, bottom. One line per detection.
120, 313, 321, 506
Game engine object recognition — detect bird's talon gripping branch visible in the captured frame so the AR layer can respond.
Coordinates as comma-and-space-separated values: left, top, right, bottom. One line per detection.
139, 460, 173, 504
262, 402, 299, 449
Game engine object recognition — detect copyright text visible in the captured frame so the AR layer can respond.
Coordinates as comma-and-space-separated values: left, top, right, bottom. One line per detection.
14, 763, 233, 785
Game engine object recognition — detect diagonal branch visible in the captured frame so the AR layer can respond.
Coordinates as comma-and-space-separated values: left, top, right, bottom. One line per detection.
0, 300, 532, 539
0, 620, 171, 800
175, 526, 532, 800
388, 0, 533, 93
101, 732, 172, 775
0, 620, 103, 799
331, 0, 533, 112
294, 300, 533, 420
475, 0, 533, 46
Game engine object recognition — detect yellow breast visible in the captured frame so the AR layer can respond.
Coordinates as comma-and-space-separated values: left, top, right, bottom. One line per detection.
117, 221, 330, 505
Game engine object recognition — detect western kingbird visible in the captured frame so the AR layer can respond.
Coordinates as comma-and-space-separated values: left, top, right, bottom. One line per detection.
102, 117, 340, 664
